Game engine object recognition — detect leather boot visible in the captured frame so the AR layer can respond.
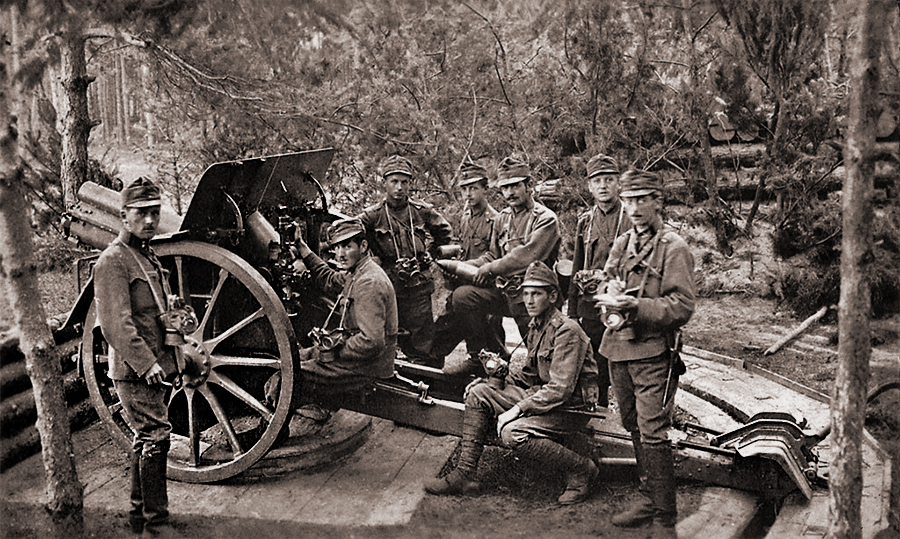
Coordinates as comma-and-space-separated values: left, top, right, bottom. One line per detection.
442, 353, 484, 377
424, 406, 489, 495
513, 437, 598, 505
139, 441, 170, 535
128, 449, 144, 534
611, 432, 654, 527
645, 443, 677, 534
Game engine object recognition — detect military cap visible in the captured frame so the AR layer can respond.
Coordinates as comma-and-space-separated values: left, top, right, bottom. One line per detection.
619, 170, 662, 198
520, 261, 559, 290
586, 154, 619, 178
121, 177, 162, 209
327, 218, 366, 246
457, 162, 490, 188
380, 155, 414, 178
496, 156, 531, 187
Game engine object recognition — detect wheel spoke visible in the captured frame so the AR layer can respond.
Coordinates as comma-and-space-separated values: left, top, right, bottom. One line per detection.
186, 388, 201, 466
175, 256, 186, 297
209, 353, 281, 369
197, 268, 229, 336
207, 370, 273, 422
204, 308, 265, 351
198, 385, 244, 457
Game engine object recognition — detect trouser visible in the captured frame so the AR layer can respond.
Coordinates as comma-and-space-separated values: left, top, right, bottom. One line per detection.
431, 288, 507, 360
396, 289, 435, 360
114, 379, 171, 530
444, 284, 532, 354
579, 318, 611, 407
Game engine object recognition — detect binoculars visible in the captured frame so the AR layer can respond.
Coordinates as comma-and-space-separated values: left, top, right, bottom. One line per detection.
394, 257, 422, 281
494, 274, 524, 298
478, 350, 509, 389
573, 269, 607, 295
308, 327, 347, 351
160, 296, 199, 346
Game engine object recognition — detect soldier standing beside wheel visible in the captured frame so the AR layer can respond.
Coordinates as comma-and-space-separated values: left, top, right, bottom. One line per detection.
424, 261, 599, 505
358, 155, 453, 367
595, 171, 695, 538
568, 154, 626, 408
431, 161, 505, 373
93, 177, 177, 536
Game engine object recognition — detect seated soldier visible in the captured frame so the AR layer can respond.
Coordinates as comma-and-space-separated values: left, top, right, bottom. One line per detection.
266, 218, 398, 406
424, 261, 600, 505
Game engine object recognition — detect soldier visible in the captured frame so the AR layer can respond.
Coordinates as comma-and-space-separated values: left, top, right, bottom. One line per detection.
93, 177, 176, 535
424, 261, 599, 505
358, 155, 452, 366
444, 156, 561, 374
568, 154, 626, 407
265, 218, 398, 405
595, 171, 695, 537
431, 161, 505, 373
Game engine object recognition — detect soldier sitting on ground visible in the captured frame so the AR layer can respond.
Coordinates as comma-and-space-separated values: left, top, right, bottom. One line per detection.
424, 261, 600, 505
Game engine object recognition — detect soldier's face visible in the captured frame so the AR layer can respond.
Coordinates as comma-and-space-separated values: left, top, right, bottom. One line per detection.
622, 194, 661, 232
523, 286, 556, 318
589, 174, 620, 204
500, 180, 529, 210
384, 174, 411, 204
122, 206, 161, 240
333, 238, 365, 270
461, 183, 487, 207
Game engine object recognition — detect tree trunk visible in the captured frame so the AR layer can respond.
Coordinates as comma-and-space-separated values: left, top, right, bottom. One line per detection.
59, 31, 91, 211
115, 48, 126, 144
826, 1, 889, 538
1, 47, 85, 538
141, 64, 155, 148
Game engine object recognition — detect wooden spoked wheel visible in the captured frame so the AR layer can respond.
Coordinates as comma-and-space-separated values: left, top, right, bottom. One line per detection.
83, 241, 297, 483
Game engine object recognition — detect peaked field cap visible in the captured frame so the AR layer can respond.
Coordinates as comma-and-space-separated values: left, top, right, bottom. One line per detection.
327, 218, 366, 246
122, 177, 162, 208
380, 155, 414, 178
521, 261, 559, 290
619, 170, 663, 198
586, 154, 619, 178
457, 162, 489, 187
496, 156, 531, 187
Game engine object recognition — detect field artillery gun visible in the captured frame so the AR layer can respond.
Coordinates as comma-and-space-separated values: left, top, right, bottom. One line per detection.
54, 150, 826, 504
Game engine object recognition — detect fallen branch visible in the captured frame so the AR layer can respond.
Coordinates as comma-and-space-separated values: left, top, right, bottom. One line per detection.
763, 305, 831, 356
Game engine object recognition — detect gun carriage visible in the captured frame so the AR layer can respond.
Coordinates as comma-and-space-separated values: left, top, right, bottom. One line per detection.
55, 150, 826, 502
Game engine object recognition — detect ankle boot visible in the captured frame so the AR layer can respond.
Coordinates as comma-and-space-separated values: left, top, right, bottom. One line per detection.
611, 432, 654, 527
139, 441, 170, 534
513, 437, 598, 505
443, 353, 484, 377
645, 443, 677, 530
424, 405, 489, 495
128, 450, 144, 534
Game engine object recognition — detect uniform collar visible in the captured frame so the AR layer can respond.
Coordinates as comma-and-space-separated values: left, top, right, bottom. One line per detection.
120, 231, 152, 252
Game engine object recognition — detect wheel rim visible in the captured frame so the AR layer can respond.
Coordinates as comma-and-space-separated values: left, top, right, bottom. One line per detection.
83, 240, 297, 483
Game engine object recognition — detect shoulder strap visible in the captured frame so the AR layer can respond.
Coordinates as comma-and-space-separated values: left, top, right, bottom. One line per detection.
123, 244, 169, 313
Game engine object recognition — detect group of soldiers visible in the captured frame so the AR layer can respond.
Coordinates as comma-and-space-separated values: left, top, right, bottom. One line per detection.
96, 149, 694, 537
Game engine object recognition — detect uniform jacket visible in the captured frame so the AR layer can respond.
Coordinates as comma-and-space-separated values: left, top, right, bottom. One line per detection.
470, 198, 560, 303
93, 233, 176, 381
509, 307, 599, 415
599, 222, 696, 362
459, 203, 499, 260
568, 201, 625, 319
358, 198, 452, 295
303, 253, 398, 379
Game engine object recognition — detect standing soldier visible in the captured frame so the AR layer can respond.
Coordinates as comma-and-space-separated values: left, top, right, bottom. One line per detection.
93, 178, 176, 535
358, 155, 453, 366
595, 171, 695, 537
568, 154, 626, 407
445, 156, 561, 374
424, 262, 599, 505
431, 161, 505, 373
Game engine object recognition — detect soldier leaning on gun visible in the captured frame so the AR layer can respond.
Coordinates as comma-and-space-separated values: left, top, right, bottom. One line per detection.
446, 156, 562, 375
424, 261, 599, 505
358, 155, 452, 367
568, 154, 627, 408
93, 177, 176, 536
431, 161, 505, 373
594, 170, 695, 538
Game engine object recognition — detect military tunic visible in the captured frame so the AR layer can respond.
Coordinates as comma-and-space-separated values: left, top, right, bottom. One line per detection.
359, 198, 451, 361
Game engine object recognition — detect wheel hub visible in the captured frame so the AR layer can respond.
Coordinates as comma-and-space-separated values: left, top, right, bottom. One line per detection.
180, 337, 211, 388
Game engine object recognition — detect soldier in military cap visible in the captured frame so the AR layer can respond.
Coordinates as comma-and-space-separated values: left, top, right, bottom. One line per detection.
425, 261, 599, 505
358, 155, 453, 366
93, 177, 177, 534
442, 156, 561, 374
266, 218, 398, 404
595, 170, 695, 536
567, 153, 626, 407
431, 161, 505, 372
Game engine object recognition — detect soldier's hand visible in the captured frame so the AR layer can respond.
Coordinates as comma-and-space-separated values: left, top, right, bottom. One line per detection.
144, 363, 166, 386
496, 405, 521, 437
473, 265, 493, 287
